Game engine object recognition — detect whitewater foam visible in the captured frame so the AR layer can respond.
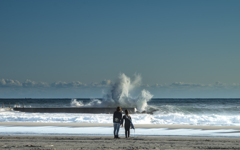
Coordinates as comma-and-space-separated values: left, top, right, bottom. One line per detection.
3, 98, 240, 126
71, 74, 153, 112
2, 110, 240, 126
71, 99, 84, 107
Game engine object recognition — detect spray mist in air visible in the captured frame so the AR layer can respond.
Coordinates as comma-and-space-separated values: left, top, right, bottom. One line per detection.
71, 73, 153, 112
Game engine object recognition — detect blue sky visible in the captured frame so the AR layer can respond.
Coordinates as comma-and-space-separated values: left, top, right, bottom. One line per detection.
0, 0, 240, 98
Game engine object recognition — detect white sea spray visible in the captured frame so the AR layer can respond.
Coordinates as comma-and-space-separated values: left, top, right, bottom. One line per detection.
71, 99, 84, 107
72, 73, 153, 112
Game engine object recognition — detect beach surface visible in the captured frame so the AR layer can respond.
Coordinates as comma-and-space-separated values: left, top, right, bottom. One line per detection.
1, 122, 240, 149
1, 135, 240, 150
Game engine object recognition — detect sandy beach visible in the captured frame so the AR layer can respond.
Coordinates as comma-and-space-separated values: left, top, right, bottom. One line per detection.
1, 122, 240, 149
1, 135, 240, 150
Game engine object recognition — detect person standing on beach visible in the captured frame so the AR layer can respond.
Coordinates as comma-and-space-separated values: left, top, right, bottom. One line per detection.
121, 109, 132, 138
113, 106, 122, 139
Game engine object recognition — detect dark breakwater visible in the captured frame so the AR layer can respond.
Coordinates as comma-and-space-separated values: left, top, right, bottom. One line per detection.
14, 107, 136, 114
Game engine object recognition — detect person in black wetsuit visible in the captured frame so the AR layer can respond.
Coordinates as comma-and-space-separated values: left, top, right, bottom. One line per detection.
113, 106, 122, 139
121, 109, 132, 138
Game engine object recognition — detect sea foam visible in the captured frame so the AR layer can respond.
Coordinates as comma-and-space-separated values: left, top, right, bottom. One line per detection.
2, 110, 240, 126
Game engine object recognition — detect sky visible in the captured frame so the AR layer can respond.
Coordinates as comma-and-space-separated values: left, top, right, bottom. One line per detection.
0, 0, 240, 98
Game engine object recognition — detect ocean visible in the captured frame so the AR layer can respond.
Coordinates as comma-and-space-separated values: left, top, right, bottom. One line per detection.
1, 74, 240, 128
1, 98, 240, 126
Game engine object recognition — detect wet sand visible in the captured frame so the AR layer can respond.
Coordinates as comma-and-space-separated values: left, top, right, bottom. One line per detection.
1, 135, 240, 150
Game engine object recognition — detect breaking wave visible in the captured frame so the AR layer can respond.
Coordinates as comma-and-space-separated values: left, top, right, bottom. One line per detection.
71, 99, 84, 107
71, 74, 153, 112
2, 110, 240, 126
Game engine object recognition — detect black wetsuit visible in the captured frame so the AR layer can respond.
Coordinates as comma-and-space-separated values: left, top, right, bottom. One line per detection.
121, 115, 132, 138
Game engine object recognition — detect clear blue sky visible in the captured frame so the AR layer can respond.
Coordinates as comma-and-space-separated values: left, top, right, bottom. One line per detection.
0, 0, 240, 98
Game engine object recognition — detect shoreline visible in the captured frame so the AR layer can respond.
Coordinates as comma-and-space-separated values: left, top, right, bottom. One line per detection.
1, 122, 240, 130
1, 122, 240, 138
1, 123, 240, 149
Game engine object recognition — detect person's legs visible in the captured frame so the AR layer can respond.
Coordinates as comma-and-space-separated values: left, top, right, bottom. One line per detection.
116, 123, 120, 137
125, 129, 127, 138
125, 127, 130, 138
113, 123, 117, 137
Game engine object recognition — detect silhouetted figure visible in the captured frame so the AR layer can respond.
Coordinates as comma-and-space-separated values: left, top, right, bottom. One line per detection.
113, 106, 122, 138
121, 109, 132, 138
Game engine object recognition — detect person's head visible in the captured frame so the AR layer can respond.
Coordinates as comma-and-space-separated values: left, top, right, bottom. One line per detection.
125, 109, 129, 115
116, 106, 121, 112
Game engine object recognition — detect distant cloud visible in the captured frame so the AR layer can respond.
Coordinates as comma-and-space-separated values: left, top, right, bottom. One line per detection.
150, 83, 168, 88
0, 79, 112, 88
231, 83, 240, 88
1, 78, 240, 91
0, 79, 22, 87
1, 78, 240, 98
214, 81, 226, 88
149, 82, 237, 90
101, 79, 111, 86
22, 79, 49, 88
51, 81, 86, 88
170, 82, 206, 88
89, 80, 112, 88
0, 79, 51, 88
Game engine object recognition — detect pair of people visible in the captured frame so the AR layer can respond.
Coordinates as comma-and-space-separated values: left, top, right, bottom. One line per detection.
113, 106, 132, 139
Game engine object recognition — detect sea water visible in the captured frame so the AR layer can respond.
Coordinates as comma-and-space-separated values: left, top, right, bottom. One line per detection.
1, 98, 240, 126
1, 73, 240, 126
1, 74, 240, 137
1, 126, 240, 137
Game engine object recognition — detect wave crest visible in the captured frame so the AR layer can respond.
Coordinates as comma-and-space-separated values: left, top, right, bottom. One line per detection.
72, 74, 153, 112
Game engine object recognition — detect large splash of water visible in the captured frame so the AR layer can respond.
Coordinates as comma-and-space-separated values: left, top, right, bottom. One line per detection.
71, 73, 153, 112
